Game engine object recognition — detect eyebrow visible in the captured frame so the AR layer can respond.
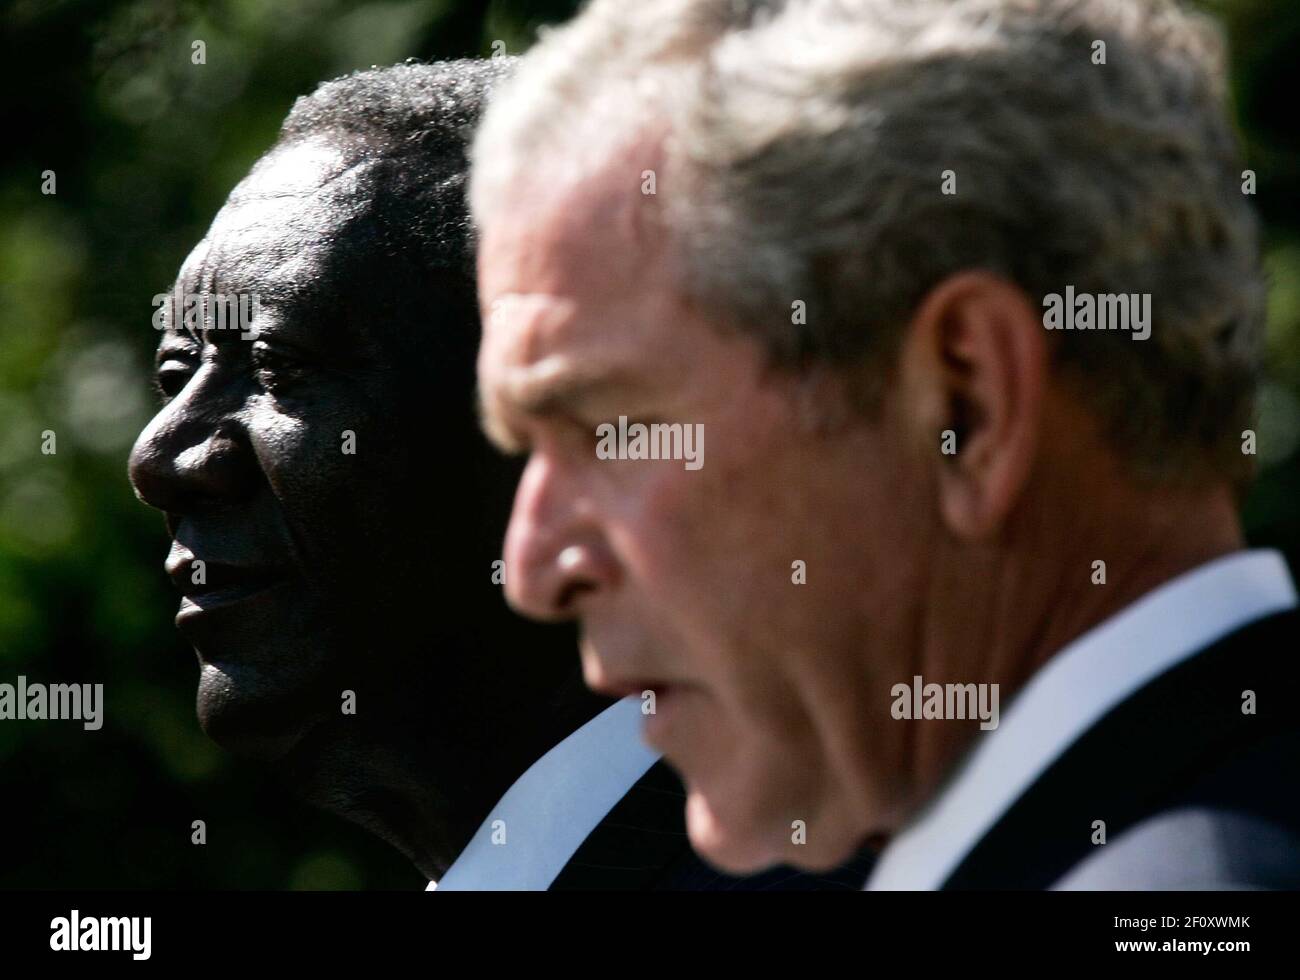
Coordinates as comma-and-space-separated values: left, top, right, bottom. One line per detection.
156, 276, 332, 355
478, 367, 647, 450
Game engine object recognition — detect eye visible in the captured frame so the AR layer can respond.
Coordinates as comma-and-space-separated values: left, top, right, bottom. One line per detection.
154, 358, 195, 400
250, 341, 307, 393
553, 415, 604, 455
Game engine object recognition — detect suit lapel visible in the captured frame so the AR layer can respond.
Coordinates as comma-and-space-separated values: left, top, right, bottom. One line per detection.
942, 608, 1300, 889
548, 759, 700, 889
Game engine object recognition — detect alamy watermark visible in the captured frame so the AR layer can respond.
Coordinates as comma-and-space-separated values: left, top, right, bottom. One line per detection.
595, 416, 704, 470
50, 910, 150, 960
1042, 286, 1151, 341
890, 675, 999, 731
151, 286, 261, 340
0, 676, 103, 730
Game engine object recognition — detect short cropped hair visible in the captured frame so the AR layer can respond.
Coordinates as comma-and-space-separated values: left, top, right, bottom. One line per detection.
278, 57, 515, 280
472, 0, 1264, 485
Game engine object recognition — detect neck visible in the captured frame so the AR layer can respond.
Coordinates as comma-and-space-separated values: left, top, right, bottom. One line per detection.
283, 675, 608, 881
1007, 479, 1244, 687
897, 474, 1243, 828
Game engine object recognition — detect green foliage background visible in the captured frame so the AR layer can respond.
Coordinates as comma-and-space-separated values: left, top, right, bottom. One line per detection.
0, 0, 1296, 888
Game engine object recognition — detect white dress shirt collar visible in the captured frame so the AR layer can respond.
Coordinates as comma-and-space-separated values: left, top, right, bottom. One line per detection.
866, 548, 1298, 890
429, 696, 660, 891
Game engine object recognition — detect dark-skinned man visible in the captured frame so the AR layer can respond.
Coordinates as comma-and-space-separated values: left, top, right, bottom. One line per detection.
128, 59, 871, 890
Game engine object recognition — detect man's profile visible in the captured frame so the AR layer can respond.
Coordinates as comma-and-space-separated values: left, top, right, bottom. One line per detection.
128, 59, 870, 890
471, 0, 1300, 888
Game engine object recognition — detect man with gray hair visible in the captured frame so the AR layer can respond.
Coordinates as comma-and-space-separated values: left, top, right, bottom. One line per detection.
471, 0, 1300, 888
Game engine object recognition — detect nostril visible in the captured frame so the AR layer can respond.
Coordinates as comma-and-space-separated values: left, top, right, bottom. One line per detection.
127, 415, 258, 514
555, 579, 597, 615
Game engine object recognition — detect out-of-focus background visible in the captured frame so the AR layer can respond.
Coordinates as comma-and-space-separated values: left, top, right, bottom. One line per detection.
0, 0, 1297, 889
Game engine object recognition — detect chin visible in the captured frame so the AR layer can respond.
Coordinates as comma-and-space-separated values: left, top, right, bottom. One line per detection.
683, 785, 789, 875
195, 660, 323, 762
684, 772, 863, 875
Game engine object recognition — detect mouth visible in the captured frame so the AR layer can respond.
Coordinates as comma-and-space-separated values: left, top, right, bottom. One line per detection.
587, 674, 695, 745
165, 550, 293, 625
588, 675, 676, 702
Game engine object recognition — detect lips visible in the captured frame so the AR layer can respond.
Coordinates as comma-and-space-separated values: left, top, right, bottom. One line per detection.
588, 674, 685, 733
587, 675, 674, 702
164, 547, 292, 621
641, 683, 695, 750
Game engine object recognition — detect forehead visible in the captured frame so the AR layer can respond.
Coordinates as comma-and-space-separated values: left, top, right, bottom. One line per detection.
478, 158, 693, 386
174, 139, 370, 303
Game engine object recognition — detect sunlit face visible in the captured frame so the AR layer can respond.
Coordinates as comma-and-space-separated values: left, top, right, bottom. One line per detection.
128, 138, 509, 761
476, 164, 934, 873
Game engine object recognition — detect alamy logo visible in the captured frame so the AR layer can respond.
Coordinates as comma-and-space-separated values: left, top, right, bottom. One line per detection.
1042, 286, 1151, 341
151, 286, 261, 339
595, 416, 704, 470
890, 675, 999, 730
50, 910, 151, 960
0, 676, 103, 730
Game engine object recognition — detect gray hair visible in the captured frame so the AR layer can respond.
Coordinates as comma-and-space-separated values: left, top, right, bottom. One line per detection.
471, 0, 1263, 484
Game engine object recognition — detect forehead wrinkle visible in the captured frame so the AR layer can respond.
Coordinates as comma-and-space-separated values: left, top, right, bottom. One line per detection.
485, 294, 641, 407
226, 137, 361, 204
158, 143, 392, 359
200, 145, 380, 297
487, 279, 672, 380
194, 212, 363, 329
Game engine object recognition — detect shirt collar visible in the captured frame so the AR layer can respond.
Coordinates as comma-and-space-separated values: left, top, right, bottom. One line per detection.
429, 696, 660, 890
866, 548, 1298, 890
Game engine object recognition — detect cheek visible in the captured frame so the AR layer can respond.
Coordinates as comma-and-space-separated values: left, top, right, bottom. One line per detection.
614, 464, 740, 620
245, 404, 388, 558
618, 465, 799, 697
246, 410, 328, 501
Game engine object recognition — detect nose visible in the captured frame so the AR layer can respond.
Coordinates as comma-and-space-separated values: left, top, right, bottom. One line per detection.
503, 452, 618, 622
128, 364, 259, 515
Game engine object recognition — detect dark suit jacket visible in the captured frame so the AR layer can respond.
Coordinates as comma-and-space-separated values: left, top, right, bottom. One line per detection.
940, 608, 1300, 889
550, 759, 874, 890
